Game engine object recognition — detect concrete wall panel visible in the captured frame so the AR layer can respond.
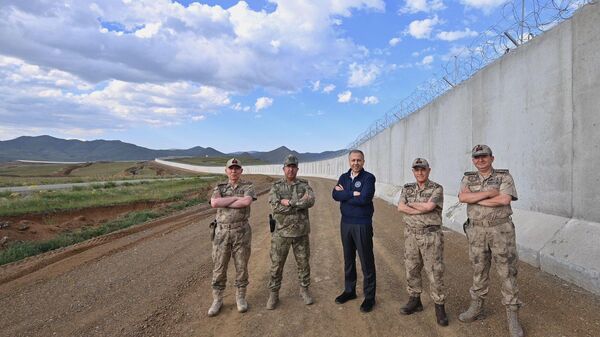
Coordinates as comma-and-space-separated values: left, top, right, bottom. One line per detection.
572, 3, 600, 222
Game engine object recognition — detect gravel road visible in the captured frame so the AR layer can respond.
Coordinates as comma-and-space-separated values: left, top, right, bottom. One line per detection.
0, 177, 598, 337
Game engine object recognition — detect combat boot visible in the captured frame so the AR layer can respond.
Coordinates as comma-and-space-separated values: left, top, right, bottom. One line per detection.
435, 304, 449, 326
207, 289, 223, 317
506, 305, 524, 337
266, 291, 279, 310
300, 286, 314, 305
236, 287, 248, 313
399, 296, 423, 315
458, 298, 484, 323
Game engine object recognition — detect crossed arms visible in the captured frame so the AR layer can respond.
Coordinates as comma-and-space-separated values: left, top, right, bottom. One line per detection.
331, 174, 375, 206
397, 199, 437, 215
458, 187, 511, 206
211, 195, 253, 209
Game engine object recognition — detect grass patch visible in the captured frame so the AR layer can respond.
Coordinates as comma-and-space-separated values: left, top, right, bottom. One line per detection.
0, 198, 206, 266
0, 176, 220, 216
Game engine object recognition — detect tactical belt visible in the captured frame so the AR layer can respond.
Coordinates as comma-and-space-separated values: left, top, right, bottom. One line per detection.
407, 225, 441, 235
470, 217, 511, 227
218, 220, 249, 229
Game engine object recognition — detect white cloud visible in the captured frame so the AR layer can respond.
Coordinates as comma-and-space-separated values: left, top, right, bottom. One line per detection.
0, 57, 232, 132
407, 16, 441, 39
134, 22, 161, 38
419, 55, 434, 66
0, 0, 385, 93
400, 0, 446, 14
362, 96, 379, 104
255, 96, 273, 112
436, 28, 478, 41
311, 80, 321, 91
322, 84, 336, 93
348, 63, 381, 87
191, 115, 206, 121
459, 0, 509, 13
338, 90, 352, 103
389, 37, 402, 46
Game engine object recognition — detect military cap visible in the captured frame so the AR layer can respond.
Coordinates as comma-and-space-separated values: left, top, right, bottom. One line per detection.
472, 144, 493, 157
226, 157, 242, 168
411, 157, 429, 169
284, 154, 299, 166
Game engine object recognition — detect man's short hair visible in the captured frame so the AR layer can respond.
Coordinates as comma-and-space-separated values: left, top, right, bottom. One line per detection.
348, 149, 364, 158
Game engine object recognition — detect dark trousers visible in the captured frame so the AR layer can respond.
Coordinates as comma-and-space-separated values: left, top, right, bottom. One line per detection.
341, 222, 376, 299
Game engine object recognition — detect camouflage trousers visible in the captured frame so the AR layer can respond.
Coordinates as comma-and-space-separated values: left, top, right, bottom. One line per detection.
268, 232, 310, 291
465, 220, 521, 306
211, 223, 252, 290
404, 227, 446, 304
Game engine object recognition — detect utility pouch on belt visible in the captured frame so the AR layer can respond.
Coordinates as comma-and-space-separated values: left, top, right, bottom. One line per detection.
209, 219, 217, 241
269, 214, 276, 233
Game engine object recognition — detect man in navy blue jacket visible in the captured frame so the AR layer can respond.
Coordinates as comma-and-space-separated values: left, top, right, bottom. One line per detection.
332, 149, 377, 313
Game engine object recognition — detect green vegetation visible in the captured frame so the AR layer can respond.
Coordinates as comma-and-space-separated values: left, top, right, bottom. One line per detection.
169, 156, 268, 166
0, 176, 221, 216
0, 163, 67, 176
0, 161, 203, 187
0, 197, 206, 266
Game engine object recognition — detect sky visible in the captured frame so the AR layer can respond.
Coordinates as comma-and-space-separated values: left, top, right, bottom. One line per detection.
0, 0, 524, 153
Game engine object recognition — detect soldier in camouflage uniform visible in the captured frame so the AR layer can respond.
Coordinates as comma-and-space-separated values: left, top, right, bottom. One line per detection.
458, 145, 524, 337
266, 155, 316, 310
207, 158, 256, 317
397, 158, 448, 326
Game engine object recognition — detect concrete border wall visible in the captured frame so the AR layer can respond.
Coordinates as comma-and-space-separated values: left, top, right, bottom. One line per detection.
156, 3, 600, 295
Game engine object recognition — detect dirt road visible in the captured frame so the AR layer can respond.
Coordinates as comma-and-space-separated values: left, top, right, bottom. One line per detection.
1, 177, 599, 337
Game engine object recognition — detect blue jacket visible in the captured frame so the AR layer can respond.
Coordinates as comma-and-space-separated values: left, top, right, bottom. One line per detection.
332, 169, 376, 225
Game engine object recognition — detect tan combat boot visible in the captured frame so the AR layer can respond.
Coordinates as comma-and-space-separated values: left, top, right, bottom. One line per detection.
207, 289, 223, 317
266, 291, 279, 310
458, 298, 484, 323
300, 286, 314, 305
506, 305, 524, 337
236, 287, 248, 313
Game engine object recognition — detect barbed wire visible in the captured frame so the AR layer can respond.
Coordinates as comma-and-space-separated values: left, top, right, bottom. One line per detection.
347, 0, 595, 150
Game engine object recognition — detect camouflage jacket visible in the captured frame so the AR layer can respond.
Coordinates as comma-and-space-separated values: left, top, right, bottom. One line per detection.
268, 178, 315, 237
400, 179, 444, 228
211, 180, 256, 224
460, 169, 518, 221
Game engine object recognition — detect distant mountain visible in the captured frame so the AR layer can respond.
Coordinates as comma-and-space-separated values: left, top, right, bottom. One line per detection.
0, 136, 346, 163
235, 146, 346, 164
0, 136, 225, 162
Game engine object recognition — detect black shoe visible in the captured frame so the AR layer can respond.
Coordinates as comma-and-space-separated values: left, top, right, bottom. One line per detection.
399, 296, 423, 315
360, 298, 375, 313
435, 304, 449, 326
335, 291, 357, 304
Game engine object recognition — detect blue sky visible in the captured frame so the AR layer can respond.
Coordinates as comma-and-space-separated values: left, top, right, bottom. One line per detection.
0, 0, 537, 152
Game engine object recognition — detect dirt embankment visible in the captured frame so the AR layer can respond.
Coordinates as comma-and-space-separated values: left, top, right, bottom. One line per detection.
0, 177, 598, 337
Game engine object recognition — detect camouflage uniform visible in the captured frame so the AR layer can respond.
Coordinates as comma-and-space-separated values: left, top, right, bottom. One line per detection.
400, 179, 446, 304
211, 180, 256, 290
460, 169, 521, 306
268, 178, 315, 291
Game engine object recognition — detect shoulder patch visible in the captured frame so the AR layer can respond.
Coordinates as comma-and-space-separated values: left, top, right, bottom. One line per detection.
495, 169, 509, 173
464, 171, 477, 176
404, 182, 416, 188
217, 182, 228, 186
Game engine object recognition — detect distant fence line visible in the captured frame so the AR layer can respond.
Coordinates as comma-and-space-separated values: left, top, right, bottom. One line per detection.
348, 0, 595, 150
